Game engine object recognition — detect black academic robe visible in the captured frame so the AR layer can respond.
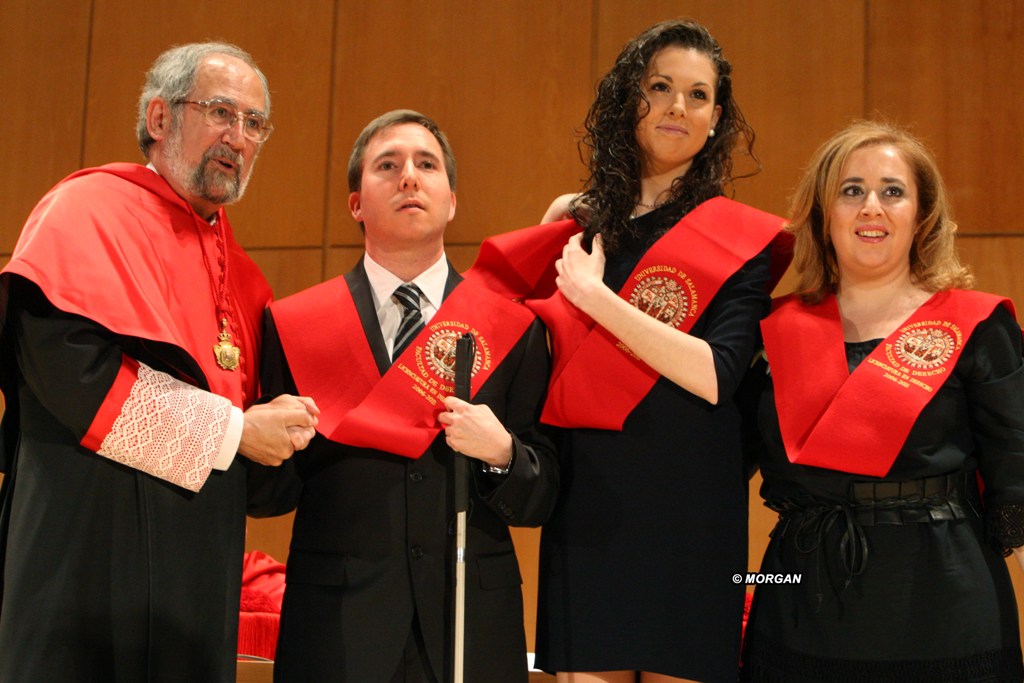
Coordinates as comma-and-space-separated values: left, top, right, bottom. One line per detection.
0, 281, 249, 683
248, 260, 558, 683
0, 165, 270, 683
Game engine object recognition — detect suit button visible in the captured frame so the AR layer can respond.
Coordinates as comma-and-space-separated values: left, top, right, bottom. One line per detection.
409, 471, 423, 482
410, 546, 424, 559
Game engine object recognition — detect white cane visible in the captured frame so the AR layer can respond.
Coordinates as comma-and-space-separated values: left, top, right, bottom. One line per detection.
452, 333, 475, 683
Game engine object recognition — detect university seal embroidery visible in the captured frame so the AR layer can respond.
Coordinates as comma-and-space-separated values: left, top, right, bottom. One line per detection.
627, 267, 698, 328
894, 326, 957, 371
424, 328, 482, 382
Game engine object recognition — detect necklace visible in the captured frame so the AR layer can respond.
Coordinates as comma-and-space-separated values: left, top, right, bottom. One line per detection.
635, 193, 670, 210
195, 218, 240, 371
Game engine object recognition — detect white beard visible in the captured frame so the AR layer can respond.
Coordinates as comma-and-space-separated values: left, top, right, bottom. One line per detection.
163, 125, 254, 207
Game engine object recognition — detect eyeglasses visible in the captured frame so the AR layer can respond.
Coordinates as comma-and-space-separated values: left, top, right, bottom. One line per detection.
175, 98, 273, 143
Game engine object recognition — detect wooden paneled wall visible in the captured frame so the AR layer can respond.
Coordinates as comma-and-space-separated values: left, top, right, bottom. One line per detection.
3, 0, 1023, 656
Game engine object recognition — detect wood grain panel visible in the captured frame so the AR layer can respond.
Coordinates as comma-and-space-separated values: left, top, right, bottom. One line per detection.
236, 660, 273, 683
594, 1, 866, 218
1015, 557, 1024, 657
246, 248, 325, 300
329, 1, 593, 249
83, 0, 335, 248
445, 244, 483, 274
956, 235, 1024, 321
511, 527, 542, 654
325, 246, 367, 280
0, 0, 91, 252
867, 1, 1024, 235
246, 513, 295, 565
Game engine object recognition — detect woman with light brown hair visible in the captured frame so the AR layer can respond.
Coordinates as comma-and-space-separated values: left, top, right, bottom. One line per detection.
741, 120, 1024, 682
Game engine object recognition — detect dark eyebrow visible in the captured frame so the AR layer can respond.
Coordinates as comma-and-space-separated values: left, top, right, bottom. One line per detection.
415, 150, 442, 164
647, 73, 713, 90
370, 149, 398, 164
369, 149, 441, 165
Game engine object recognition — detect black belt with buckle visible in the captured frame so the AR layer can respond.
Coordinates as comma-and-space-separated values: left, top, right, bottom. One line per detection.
848, 470, 980, 525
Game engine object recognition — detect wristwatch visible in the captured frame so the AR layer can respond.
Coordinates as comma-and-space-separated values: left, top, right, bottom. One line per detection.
483, 452, 514, 475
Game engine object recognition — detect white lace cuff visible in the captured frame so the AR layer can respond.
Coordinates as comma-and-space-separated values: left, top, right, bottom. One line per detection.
97, 363, 232, 492
213, 407, 243, 471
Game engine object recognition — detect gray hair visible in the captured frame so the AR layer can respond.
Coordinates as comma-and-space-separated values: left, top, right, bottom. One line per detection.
135, 42, 270, 157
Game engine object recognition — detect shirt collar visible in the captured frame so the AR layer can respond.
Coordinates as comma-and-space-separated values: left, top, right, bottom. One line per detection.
363, 251, 448, 313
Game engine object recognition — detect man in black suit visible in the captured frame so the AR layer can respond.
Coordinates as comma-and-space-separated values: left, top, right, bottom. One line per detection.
248, 109, 558, 683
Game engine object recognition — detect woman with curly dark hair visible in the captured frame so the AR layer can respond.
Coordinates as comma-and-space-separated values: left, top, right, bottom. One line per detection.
541, 19, 754, 254
470, 18, 789, 683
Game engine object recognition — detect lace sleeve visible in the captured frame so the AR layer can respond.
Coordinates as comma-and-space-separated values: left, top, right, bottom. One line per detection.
988, 502, 1024, 556
95, 362, 231, 492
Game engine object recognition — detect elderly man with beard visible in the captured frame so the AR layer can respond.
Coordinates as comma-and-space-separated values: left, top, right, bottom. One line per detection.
0, 42, 318, 682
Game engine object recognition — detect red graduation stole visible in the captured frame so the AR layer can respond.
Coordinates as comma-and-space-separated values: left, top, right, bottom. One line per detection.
469, 197, 787, 429
763, 289, 1014, 476
468, 218, 578, 300
269, 275, 536, 458
2, 163, 270, 409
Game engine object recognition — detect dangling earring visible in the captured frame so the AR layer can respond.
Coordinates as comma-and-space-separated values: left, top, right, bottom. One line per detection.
708, 129, 716, 137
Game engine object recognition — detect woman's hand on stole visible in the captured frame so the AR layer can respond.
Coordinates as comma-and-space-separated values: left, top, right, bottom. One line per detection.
555, 232, 608, 314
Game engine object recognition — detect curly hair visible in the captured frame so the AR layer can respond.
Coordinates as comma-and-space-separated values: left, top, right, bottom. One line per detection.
789, 120, 973, 303
571, 18, 755, 253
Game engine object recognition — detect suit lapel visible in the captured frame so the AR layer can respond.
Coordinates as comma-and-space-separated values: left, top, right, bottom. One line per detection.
346, 257, 463, 375
442, 260, 462, 298
345, 260, 391, 376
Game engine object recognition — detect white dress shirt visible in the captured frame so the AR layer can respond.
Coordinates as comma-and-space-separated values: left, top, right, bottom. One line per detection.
362, 252, 449, 358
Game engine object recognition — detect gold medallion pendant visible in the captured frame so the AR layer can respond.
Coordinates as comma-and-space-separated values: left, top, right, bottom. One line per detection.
213, 319, 240, 370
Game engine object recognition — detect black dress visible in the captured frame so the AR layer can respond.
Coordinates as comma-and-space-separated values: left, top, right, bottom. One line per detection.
741, 304, 1024, 682
535, 204, 772, 682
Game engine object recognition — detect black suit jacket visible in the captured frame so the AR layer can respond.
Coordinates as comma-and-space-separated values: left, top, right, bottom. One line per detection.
248, 259, 558, 683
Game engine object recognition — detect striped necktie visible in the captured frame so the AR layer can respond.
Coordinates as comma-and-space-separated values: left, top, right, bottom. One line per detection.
391, 283, 424, 361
